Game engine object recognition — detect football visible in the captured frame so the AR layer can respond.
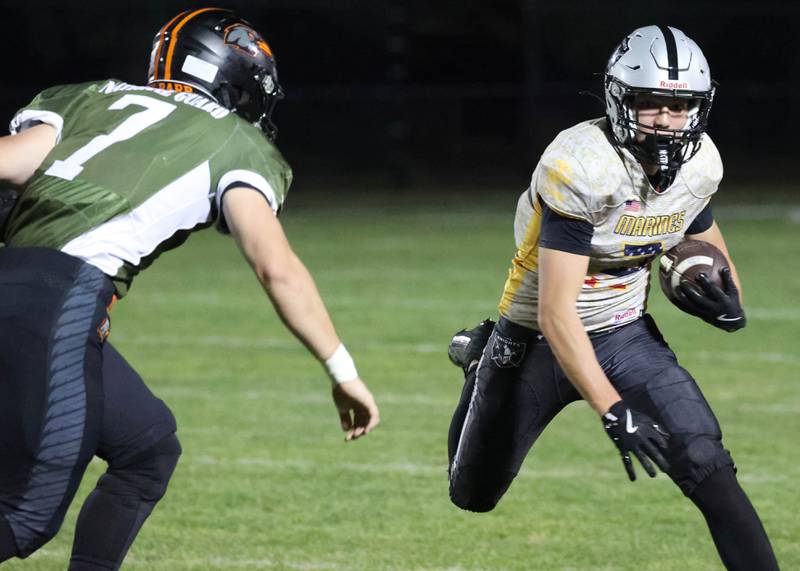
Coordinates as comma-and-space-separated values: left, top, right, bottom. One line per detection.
658, 240, 729, 305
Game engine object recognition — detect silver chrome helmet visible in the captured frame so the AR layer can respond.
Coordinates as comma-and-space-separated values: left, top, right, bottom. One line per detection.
604, 25, 715, 178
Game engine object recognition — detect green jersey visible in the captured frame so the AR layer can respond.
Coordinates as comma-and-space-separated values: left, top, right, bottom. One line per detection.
6, 79, 292, 297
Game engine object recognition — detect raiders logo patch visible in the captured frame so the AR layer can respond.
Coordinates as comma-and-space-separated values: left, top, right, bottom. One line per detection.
97, 317, 110, 343
490, 333, 526, 368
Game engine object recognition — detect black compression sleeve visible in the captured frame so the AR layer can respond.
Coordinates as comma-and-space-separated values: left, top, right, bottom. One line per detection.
689, 466, 779, 571
539, 201, 594, 255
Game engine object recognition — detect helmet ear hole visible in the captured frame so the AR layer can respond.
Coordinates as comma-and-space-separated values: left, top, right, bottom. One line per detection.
214, 84, 235, 112
239, 88, 254, 107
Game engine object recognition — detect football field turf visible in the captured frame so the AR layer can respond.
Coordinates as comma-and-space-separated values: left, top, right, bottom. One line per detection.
12, 188, 799, 570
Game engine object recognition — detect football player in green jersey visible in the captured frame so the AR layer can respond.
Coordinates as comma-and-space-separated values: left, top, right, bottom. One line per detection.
0, 8, 379, 569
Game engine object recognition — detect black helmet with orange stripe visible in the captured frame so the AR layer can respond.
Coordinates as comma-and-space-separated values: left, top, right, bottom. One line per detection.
147, 8, 284, 141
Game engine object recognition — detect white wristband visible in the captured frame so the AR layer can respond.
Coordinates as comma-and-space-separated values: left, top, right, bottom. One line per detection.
324, 344, 358, 384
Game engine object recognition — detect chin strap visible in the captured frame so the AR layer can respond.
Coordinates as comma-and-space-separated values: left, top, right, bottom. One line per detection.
638, 134, 682, 192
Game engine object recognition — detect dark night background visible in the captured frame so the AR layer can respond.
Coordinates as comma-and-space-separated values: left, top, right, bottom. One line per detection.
3, 0, 798, 193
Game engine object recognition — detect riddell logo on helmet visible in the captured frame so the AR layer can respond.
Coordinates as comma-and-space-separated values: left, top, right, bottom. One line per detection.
660, 80, 689, 89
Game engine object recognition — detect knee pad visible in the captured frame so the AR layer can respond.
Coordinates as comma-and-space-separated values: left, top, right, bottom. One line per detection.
99, 433, 181, 503
637, 366, 734, 496
668, 434, 734, 496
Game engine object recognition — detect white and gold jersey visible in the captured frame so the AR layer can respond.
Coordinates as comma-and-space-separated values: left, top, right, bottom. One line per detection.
499, 118, 722, 333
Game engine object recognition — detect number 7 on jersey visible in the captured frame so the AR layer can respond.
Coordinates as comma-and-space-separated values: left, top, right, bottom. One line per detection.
46, 94, 176, 182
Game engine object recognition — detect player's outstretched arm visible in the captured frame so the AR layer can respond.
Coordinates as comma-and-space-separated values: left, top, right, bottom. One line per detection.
223, 187, 379, 440
538, 246, 669, 480
0, 124, 57, 186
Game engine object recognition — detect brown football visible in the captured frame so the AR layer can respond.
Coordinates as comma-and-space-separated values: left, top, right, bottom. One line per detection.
658, 240, 729, 305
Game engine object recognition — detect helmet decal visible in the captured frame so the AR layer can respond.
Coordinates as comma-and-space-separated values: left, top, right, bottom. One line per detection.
224, 24, 273, 58
608, 36, 631, 68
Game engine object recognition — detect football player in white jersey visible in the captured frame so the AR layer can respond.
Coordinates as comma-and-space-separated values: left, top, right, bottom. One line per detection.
447, 25, 779, 570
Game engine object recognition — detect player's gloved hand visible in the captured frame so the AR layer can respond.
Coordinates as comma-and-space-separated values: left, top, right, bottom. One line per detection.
602, 400, 670, 481
332, 378, 380, 442
677, 268, 746, 332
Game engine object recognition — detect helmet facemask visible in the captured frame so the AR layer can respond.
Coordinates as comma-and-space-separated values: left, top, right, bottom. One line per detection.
251, 71, 285, 142
603, 25, 715, 188
606, 76, 715, 179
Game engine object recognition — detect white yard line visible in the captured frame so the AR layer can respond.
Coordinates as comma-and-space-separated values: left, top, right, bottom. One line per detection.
109, 332, 800, 364
190, 456, 793, 483
738, 403, 800, 414
204, 559, 340, 570
687, 350, 800, 365
124, 290, 497, 312
713, 204, 800, 222
110, 333, 443, 354
121, 288, 800, 316
745, 308, 800, 321
32, 548, 340, 569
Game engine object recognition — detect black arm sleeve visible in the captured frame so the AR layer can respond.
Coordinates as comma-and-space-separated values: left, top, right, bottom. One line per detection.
686, 203, 714, 235
539, 201, 594, 255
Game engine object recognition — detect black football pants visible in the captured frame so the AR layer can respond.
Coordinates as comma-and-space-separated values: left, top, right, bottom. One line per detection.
0, 248, 178, 568
448, 314, 778, 569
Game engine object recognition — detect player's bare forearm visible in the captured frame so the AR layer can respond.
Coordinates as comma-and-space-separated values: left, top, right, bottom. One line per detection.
259, 251, 341, 361
229, 205, 380, 441
251, 245, 380, 440
686, 221, 744, 301
223, 187, 340, 362
538, 247, 620, 415
0, 124, 57, 186
539, 303, 620, 415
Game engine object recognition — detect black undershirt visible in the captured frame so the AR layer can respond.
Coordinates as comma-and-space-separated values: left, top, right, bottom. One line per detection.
539, 202, 594, 255
686, 203, 714, 235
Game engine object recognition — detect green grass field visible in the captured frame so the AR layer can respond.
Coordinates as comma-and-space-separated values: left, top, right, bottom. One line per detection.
10, 189, 799, 570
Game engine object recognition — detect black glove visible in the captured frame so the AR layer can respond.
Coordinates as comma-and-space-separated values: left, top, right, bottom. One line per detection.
602, 400, 670, 481
677, 268, 746, 332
